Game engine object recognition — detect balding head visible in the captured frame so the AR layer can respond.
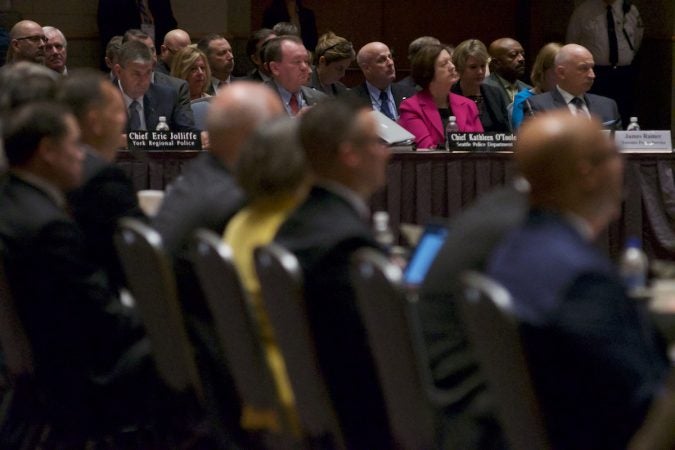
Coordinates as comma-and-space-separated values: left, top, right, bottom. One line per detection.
8, 20, 45, 64
206, 81, 284, 167
554, 44, 596, 97
488, 37, 525, 82
516, 111, 623, 232
160, 29, 191, 66
357, 42, 395, 90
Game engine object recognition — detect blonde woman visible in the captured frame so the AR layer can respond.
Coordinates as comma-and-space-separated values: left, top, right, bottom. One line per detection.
171, 45, 211, 101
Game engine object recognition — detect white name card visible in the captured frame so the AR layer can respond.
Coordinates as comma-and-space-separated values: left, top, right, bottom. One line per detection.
615, 130, 672, 153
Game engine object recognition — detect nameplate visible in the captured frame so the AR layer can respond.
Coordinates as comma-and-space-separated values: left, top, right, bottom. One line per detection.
615, 130, 672, 153
447, 132, 516, 151
127, 131, 202, 150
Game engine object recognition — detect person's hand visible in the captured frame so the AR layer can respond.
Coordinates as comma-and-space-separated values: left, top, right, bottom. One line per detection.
200, 131, 210, 149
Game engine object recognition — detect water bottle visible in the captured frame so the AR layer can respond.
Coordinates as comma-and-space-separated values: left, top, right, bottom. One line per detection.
373, 211, 394, 249
626, 117, 640, 131
445, 115, 459, 151
155, 116, 170, 131
619, 237, 648, 295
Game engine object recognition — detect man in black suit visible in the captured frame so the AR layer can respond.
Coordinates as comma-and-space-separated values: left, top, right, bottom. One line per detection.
244, 28, 276, 82
264, 35, 327, 116
197, 34, 236, 94
97, 0, 177, 62
275, 98, 393, 449
351, 41, 416, 120
114, 40, 196, 132
0, 102, 153, 443
528, 43, 621, 128
60, 69, 145, 293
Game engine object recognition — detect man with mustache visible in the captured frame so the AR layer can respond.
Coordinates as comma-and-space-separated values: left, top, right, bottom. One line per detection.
484, 37, 531, 105
42, 26, 68, 75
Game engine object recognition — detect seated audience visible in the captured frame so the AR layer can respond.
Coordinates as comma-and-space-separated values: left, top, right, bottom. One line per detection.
528, 43, 621, 128
484, 37, 531, 105
244, 28, 276, 82
487, 111, 669, 449
350, 41, 416, 120
0, 102, 155, 444
223, 116, 307, 434
395, 35, 441, 91
6, 20, 46, 65
451, 39, 511, 132
42, 26, 68, 75
398, 43, 483, 149
197, 34, 236, 94
264, 35, 327, 116
275, 97, 393, 449
510, 42, 562, 130
308, 31, 354, 96
157, 28, 191, 75
114, 40, 196, 131
59, 69, 144, 293
171, 45, 212, 101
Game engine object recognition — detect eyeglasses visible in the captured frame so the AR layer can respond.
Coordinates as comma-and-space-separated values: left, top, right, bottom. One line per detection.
15, 34, 47, 44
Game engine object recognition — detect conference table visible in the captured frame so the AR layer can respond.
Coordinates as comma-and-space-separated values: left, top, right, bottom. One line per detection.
116, 148, 675, 261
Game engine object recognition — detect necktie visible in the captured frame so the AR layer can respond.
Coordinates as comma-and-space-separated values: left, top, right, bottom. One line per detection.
606, 5, 618, 66
137, 0, 154, 24
379, 90, 395, 120
128, 100, 141, 131
570, 97, 587, 117
289, 94, 300, 116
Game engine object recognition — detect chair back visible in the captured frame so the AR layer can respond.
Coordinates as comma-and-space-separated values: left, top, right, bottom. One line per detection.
190, 97, 211, 131
351, 248, 437, 450
114, 218, 203, 400
459, 271, 550, 450
189, 230, 288, 426
254, 243, 345, 449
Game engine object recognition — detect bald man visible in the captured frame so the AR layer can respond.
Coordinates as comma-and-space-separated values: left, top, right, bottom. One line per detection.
349, 41, 415, 120
154, 81, 284, 256
42, 26, 68, 75
484, 37, 531, 104
6, 20, 45, 64
487, 111, 669, 449
157, 28, 191, 75
528, 43, 621, 128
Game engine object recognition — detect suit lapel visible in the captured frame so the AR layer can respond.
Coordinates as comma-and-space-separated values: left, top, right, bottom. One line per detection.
551, 89, 567, 109
418, 91, 444, 139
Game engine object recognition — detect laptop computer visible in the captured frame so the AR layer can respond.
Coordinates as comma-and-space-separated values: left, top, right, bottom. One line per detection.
370, 110, 416, 146
403, 223, 449, 288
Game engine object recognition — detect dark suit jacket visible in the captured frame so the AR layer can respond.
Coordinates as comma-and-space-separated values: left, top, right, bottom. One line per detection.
68, 149, 145, 292
275, 185, 393, 449
97, 0, 177, 54
152, 71, 193, 118
528, 88, 622, 129
482, 73, 531, 107
262, 0, 318, 51
141, 82, 197, 132
0, 173, 148, 434
487, 209, 669, 449
265, 81, 328, 114
348, 82, 416, 116
307, 69, 349, 96
451, 82, 511, 132
420, 182, 527, 449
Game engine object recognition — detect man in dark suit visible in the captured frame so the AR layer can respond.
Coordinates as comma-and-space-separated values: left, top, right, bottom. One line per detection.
244, 28, 276, 82
114, 40, 196, 132
351, 41, 416, 120
264, 35, 327, 116
197, 34, 236, 95
97, 0, 177, 62
60, 69, 144, 293
487, 111, 669, 449
0, 102, 154, 443
484, 37, 531, 105
156, 28, 191, 75
275, 98, 393, 449
528, 43, 621, 128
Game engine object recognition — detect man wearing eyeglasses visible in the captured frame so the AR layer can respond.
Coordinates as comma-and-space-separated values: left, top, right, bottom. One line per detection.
43, 26, 68, 75
7, 20, 46, 64
156, 28, 191, 75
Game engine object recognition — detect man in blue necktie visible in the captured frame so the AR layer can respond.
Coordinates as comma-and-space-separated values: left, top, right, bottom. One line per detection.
350, 41, 415, 120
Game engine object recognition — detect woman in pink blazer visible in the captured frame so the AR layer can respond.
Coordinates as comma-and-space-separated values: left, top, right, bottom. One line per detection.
398, 44, 483, 149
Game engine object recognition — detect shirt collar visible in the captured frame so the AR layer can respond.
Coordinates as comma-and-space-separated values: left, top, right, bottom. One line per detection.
556, 85, 582, 105
118, 81, 144, 106
365, 80, 391, 101
316, 179, 370, 221
11, 169, 67, 209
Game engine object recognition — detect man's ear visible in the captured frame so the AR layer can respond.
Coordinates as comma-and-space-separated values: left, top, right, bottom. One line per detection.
87, 108, 103, 137
268, 60, 280, 77
113, 63, 122, 80
36, 136, 57, 166
337, 141, 360, 168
